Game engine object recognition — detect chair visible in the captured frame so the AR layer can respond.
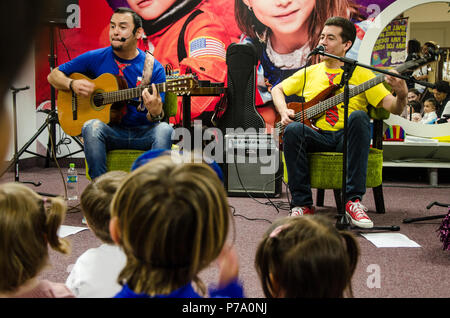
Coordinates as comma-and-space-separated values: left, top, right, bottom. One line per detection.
282, 105, 390, 214
85, 92, 178, 180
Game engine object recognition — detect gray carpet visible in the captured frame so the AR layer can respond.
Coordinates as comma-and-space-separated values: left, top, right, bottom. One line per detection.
1, 163, 449, 298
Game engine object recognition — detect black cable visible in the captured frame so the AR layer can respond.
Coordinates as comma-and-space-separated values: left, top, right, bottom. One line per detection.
229, 205, 272, 224
58, 28, 72, 61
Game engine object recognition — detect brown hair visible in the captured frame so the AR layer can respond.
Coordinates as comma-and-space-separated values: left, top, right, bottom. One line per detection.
80, 170, 128, 244
110, 154, 231, 296
0, 183, 70, 293
255, 215, 359, 298
234, 0, 362, 51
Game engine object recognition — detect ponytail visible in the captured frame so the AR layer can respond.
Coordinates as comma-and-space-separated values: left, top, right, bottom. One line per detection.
43, 197, 70, 254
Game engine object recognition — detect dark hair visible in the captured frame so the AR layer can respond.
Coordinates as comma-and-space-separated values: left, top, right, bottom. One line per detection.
408, 88, 421, 96
324, 16, 357, 52
408, 100, 422, 113
435, 80, 450, 94
114, 7, 143, 34
424, 98, 437, 108
407, 39, 421, 55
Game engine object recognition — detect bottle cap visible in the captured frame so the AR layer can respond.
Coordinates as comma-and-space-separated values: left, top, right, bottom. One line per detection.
70, 163, 75, 168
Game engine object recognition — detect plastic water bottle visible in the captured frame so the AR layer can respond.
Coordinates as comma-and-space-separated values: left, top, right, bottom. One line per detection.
67, 163, 78, 201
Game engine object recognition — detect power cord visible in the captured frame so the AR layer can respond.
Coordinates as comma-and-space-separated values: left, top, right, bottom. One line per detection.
229, 204, 272, 224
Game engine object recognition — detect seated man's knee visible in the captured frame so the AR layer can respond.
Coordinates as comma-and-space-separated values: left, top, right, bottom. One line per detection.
284, 122, 304, 141
349, 110, 370, 127
82, 119, 107, 138
156, 122, 174, 137
349, 110, 369, 122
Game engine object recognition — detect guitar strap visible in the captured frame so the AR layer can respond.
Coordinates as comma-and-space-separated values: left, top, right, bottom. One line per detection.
136, 50, 155, 110
141, 50, 155, 86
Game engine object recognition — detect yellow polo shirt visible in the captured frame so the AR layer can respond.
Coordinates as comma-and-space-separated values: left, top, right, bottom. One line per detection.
282, 62, 390, 131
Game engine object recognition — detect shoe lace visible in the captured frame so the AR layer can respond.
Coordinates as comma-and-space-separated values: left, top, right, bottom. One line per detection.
290, 207, 305, 216
349, 201, 368, 218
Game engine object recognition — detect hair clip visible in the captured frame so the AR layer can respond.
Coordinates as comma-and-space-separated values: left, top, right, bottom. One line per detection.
269, 224, 289, 238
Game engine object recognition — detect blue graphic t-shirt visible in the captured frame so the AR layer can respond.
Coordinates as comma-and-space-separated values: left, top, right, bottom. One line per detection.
58, 46, 166, 127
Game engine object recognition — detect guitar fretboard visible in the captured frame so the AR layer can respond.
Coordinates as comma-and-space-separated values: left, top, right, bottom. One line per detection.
98, 82, 167, 105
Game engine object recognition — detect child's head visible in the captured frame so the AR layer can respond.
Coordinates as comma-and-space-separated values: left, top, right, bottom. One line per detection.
0, 183, 70, 293
80, 170, 128, 244
110, 154, 231, 296
255, 215, 359, 298
424, 98, 437, 113
235, 0, 359, 49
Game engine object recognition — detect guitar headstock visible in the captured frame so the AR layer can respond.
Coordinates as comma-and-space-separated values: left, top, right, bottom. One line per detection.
166, 74, 199, 96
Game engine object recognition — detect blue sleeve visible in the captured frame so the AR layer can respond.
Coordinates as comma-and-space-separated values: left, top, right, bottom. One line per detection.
151, 59, 166, 104
58, 51, 94, 76
208, 279, 244, 298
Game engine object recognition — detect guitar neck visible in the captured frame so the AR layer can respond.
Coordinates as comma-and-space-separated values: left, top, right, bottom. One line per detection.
100, 82, 167, 105
305, 74, 385, 119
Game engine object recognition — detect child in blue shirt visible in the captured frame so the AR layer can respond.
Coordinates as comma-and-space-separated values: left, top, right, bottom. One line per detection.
109, 153, 243, 298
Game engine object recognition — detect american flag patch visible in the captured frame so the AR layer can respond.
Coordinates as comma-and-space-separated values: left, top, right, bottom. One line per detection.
189, 37, 226, 59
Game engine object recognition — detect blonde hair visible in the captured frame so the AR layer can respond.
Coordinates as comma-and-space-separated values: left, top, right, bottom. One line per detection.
111, 155, 231, 296
0, 182, 70, 293
255, 215, 359, 298
80, 170, 128, 244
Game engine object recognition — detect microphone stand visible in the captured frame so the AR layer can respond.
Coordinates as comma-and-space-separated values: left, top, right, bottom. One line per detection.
315, 51, 413, 232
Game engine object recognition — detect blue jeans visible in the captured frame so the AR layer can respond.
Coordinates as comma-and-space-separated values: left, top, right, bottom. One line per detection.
82, 119, 174, 179
283, 110, 371, 208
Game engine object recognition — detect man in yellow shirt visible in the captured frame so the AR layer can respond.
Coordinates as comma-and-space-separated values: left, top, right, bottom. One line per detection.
272, 17, 408, 228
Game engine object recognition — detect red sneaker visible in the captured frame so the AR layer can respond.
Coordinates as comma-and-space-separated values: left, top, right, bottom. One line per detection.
345, 199, 373, 228
290, 206, 314, 217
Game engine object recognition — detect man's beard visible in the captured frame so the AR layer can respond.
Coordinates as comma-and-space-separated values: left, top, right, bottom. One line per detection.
111, 43, 124, 51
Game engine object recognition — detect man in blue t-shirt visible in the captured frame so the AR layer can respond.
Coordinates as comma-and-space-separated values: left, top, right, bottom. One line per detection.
48, 7, 173, 180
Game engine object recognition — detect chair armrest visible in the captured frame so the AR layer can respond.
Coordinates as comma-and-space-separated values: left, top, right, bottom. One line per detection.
368, 105, 390, 121
163, 92, 178, 122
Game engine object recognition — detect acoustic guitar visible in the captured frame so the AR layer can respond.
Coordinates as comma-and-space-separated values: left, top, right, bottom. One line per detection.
274, 54, 437, 139
57, 73, 197, 136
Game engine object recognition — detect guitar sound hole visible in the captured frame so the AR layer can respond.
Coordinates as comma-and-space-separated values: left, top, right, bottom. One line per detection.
93, 94, 103, 107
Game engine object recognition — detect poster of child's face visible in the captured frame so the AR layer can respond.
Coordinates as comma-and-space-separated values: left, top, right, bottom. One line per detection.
105, 0, 396, 20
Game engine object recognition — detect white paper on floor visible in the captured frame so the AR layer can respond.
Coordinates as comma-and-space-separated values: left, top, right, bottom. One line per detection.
58, 225, 89, 238
361, 233, 421, 248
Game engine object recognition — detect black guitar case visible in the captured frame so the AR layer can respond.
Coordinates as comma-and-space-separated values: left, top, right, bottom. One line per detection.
217, 42, 265, 131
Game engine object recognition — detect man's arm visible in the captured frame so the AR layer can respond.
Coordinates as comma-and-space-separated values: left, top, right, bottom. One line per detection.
47, 68, 73, 91
379, 71, 408, 115
47, 68, 95, 98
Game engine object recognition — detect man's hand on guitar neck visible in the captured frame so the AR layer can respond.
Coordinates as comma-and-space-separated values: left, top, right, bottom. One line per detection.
70, 79, 95, 98
142, 83, 163, 121
382, 70, 408, 115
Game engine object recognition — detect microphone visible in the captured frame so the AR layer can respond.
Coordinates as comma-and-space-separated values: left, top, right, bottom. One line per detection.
307, 45, 325, 58
120, 34, 132, 42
